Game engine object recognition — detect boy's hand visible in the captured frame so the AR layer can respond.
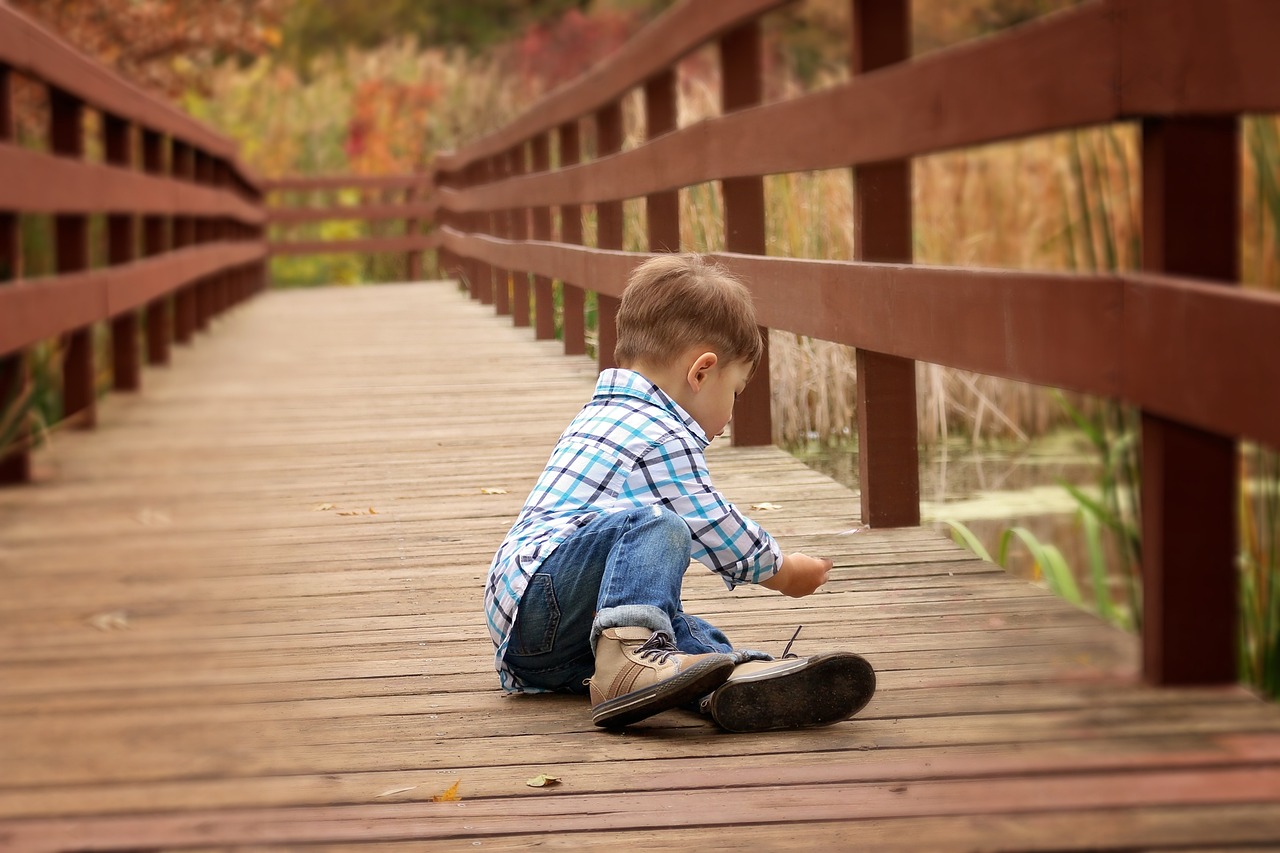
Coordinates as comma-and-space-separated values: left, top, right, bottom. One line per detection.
761, 552, 832, 598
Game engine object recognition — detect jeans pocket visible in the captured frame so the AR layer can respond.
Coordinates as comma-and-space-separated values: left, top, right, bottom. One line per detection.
510, 572, 561, 656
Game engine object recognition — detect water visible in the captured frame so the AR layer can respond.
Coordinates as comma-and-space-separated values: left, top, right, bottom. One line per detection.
792, 432, 1110, 587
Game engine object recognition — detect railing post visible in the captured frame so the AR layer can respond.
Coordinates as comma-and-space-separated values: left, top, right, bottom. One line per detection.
511, 143, 531, 328
141, 130, 171, 366
104, 114, 141, 392
406, 178, 422, 282
851, 0, 920, 527
475, 159, 495, 305
558, 120, 586, 356
719, 22, 771, 447
0, 63, 30, 483
644, 69, 679, 254
595, 100, 624, 372
51, 87, 95, 428
193, 150, 214, 331
1139, 117, 1239, 685
531, 133, 555, 340
172, 141, 197, 344
493, 152, 512, 316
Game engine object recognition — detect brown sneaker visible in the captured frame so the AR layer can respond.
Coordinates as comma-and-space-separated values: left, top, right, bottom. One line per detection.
589, 627, 736, 728
702, 652, 876, 733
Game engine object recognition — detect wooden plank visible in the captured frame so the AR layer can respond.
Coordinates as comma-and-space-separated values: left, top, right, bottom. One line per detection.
2, 284, 1277, 852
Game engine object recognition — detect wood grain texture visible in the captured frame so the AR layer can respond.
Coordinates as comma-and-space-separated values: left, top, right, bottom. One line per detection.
1, 283, 1277, 851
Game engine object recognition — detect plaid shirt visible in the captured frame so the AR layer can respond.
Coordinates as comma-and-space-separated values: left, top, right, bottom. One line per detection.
485, 368, 782, 692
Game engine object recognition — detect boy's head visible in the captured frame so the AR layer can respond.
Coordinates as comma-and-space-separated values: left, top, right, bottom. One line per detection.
614, 253, 764, 372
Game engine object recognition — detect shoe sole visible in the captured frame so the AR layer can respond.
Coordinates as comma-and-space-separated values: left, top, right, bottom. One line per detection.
707, 652, 876, 733
592, 654, 736, 729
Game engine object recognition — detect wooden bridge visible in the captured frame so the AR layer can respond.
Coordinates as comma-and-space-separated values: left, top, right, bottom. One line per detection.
3, 1, 1280, 849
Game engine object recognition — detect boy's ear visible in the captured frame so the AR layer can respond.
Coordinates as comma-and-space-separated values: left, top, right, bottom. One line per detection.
686, 351, 718, 390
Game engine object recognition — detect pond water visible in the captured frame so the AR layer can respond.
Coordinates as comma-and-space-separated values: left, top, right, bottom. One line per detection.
792, 432, 1118, 596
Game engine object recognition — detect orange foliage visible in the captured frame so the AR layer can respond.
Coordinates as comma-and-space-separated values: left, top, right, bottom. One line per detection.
8, 0, 287, 98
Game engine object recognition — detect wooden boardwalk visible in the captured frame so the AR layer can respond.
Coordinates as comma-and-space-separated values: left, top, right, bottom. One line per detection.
2, 282, 1279, 852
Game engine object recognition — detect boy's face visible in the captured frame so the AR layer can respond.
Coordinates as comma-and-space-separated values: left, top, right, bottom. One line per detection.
684, 355, 754, 442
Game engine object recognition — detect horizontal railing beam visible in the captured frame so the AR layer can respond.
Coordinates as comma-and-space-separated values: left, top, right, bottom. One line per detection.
433, 0, 791, 172
437, 228, 1280, 451
267, 202, 438, 224
0, 143, 263, 224
0, 242, 267, 355
0, 5, 249, 173
437, 0, 1280, 214
267, 235, 436, 256
262, 174, 435, 192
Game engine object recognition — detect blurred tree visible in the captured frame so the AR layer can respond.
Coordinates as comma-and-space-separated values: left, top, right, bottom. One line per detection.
281, 0, 594, 68
8, 0, 287, 98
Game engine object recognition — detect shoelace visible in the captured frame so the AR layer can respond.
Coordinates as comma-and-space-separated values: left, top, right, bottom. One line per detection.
635, 631, 680, 664
780, 625, 804, 659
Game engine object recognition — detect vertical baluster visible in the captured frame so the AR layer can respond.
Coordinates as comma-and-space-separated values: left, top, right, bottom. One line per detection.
172, 141, 197, 343
644, 70, 679, 254
142, 130, 171, 365
558, 120, 586, 356
511, 143, 531, 328
475, 158, 495, 305
1140, 117, 1240, 685
0, 63, 30, 482
595, 101, 624, 372
493, 152, 512, 316
851, 0, 920, 526
193, 151, 213, 331
719, 23, 771, 447
104, 114, 140, 391
407, 176, 422, 282
531, 133, 555, 340
51, 88, 94, 428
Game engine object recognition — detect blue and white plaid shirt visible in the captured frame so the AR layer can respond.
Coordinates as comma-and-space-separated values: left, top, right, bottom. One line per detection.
485, 368, 783, 692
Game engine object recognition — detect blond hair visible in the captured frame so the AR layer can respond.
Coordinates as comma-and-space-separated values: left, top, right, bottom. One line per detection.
614, 254, 764, 371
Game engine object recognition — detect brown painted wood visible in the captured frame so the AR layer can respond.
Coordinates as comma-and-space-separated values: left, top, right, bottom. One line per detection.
0, 62, 28, 483
50, 88, 95, 429
510, 145, 531, 329
171, 142, 198, 344
262, 174, 433, 192
643, 69, 679, 254
0, 243, 266, 355
268, 235, 436, 256
1139, 117, 1239, 686
141, 129, 171, 367
267, 203, 437, 225
0, 4, 242, 161
719, 22, 771, 448
595, 101, 624, 372
0, 143, 263, 223
530, 134, 554, 340
493, 152, 512, 317
434, 0, 791, 172
104, 114, 141, 393
851, 0, 919, 528
558, 121, 586, 356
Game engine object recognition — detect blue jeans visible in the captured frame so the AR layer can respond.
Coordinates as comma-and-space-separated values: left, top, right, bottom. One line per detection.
503, 505, 758, 694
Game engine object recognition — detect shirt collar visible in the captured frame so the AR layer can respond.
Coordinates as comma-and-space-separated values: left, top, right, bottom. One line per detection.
595, 368, 709, 448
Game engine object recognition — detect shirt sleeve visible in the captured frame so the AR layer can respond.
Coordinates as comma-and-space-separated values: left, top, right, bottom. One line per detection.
634, 433, 782, 588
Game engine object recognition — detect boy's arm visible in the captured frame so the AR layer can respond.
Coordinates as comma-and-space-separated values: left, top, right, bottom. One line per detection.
760, 552, 832, 598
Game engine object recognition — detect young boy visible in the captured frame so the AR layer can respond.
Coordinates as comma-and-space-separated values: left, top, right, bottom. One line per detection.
485, 253, 875, 731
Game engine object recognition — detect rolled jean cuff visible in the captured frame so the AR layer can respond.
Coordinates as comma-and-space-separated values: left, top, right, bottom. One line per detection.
734, 648, 775, 664
591, 604, 675, 654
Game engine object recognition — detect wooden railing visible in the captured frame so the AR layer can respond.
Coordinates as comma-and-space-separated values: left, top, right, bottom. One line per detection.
431, 0, 1280, 688
264, 174, 436, 281
0, 5, 266, 482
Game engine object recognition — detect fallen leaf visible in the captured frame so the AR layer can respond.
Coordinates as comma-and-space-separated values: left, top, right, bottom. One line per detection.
313, 503, 335, 511
368, 507, 378, 515
750, 502, 783, 512
431, 780, 462, 802
337, 511, 362, 516
480, 488, 508, 495
375, 785, 417, 798
525, 774, 561, 788
88, 611, 130, 632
